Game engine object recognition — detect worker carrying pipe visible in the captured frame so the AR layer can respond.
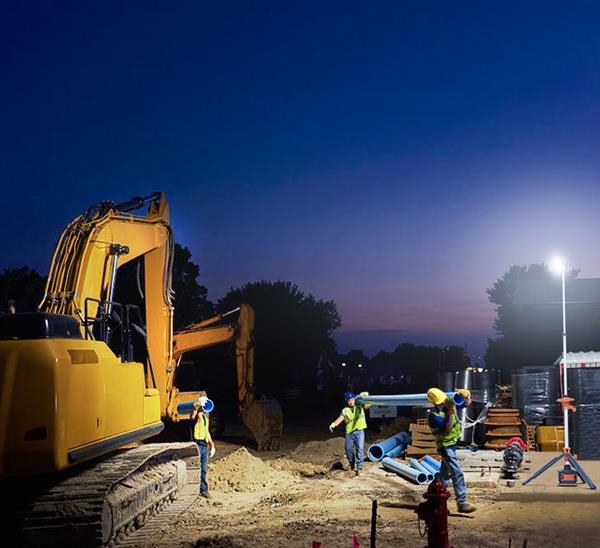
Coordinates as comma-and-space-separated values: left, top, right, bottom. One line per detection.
329, 391, 371, 476
190, 395, 216, 499
427, 387, 477, 513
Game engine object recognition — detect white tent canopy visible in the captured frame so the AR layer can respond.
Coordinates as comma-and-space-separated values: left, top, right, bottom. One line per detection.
553, 351, 600, 368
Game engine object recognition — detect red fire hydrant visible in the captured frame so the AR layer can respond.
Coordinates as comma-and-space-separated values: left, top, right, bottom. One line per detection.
415, 477, 453, 548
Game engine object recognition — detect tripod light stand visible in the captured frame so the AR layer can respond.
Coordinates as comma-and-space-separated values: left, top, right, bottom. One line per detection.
522, 258, 596, 489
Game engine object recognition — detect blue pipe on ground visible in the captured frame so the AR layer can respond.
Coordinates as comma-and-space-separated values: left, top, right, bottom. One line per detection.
410, 458, 434, 482
382, 457, 428, 484
419, 459, 439, 477
367, 431, 411, 462
423, 455, 442, 472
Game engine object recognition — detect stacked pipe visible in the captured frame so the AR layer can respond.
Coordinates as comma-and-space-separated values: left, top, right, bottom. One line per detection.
382, 455, 442, 485
367, 432, 411, 461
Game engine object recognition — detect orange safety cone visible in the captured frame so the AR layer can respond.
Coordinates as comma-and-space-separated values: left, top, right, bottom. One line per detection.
353, 533, 360, 547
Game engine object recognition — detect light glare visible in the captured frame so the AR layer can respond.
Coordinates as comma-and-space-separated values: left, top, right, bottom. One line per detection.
549, 256, 566, 274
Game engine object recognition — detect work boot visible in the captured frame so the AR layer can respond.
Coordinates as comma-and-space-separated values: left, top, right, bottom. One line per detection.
200, 492, 212, 500
355, 468, 361, 477
457, 502, 476, 513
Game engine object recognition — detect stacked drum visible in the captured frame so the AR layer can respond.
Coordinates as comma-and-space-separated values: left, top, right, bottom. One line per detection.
472, 369, 497, 445
569, 368, 600, 459
511, 366, 559, 426
454, 369, 474, 444
436, 368, 498, 446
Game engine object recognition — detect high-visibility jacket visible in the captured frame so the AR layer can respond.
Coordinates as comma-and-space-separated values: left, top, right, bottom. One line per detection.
428, 408, 461, 447
193, 413, 210, 442
342, 404, 367, 434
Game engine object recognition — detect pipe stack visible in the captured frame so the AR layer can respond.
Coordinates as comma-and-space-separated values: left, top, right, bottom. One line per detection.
382, 455, 442, 484
367, 431, 411, 461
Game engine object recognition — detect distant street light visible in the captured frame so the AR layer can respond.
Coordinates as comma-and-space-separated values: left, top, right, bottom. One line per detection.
357, 363, 363, 368
341, 362, 346, 367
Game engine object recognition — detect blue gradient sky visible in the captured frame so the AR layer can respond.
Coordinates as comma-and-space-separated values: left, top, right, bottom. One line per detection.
2, 3, 600, 357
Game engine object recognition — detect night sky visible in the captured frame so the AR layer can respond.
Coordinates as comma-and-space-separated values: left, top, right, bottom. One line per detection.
2, 3, 600, 359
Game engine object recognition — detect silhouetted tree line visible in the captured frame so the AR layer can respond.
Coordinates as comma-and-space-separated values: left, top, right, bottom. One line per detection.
0, 246, 342, 407
336, 343, 470, 395
9, 254, 594, 400
484, 263, 600, 373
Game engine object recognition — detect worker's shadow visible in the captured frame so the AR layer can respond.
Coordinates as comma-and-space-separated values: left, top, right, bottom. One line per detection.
380, 502, 476, 519
380, 502, 417, 510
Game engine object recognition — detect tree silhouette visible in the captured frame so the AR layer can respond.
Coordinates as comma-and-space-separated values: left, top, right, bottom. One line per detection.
113, 243, 214, 330
0, 266, 46, 313
171, 244, 214, 329
370, 343, 469, 390
485, 263, 579, 371
218, 280, 341, 396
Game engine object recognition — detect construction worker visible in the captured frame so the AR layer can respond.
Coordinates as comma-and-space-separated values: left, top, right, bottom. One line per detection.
427, 387, 476, 513
190, 395, 216, 499
329, 391, 371, 475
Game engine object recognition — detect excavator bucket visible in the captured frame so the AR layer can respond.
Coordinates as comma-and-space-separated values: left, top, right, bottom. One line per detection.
241, 398, 283, 451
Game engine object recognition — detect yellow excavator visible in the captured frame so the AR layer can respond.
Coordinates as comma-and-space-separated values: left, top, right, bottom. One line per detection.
0, 192, 282, 545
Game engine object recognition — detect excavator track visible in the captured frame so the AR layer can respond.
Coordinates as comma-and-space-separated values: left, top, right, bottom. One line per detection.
2, 443, 197, 547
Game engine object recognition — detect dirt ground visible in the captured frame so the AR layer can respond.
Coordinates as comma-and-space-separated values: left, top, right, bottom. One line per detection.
143, 419, 600, 547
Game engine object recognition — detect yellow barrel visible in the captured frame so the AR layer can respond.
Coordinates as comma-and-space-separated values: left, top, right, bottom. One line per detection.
536, 425, 564, 451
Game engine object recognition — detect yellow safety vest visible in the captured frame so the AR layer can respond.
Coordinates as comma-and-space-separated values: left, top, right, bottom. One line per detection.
429, 409, 462, 447
193, 413, 209, 442
342, 404, 367, 434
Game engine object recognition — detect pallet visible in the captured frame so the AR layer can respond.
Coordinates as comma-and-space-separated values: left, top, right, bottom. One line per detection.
411, 431, 437, 442
410, 423, 431, 434
406, 445, 437, 457
525, 421, 537, 451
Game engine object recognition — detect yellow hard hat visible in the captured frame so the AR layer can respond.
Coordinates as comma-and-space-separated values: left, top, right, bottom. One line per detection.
427, 388, 447, 405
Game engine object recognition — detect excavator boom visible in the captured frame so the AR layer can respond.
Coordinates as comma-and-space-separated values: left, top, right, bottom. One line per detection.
172, 305, 282, 451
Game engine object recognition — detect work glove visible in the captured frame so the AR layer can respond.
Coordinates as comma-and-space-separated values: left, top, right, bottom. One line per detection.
193, 401, 200, 409
329, 423, 336, 433
359, 391, 369, 397
456, 389, 471, 399
209, 442, 216, 458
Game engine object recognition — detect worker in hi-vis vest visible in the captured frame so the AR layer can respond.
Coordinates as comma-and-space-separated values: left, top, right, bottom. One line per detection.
427, 387, 476, 513
190, 395, 216, 499
329, 391, 371, 475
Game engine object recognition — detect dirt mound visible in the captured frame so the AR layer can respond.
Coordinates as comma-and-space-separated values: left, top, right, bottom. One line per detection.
288, 437, 346, 467
270, 458, 328, 477
378, 417, 413, 439
209, 448, 294, 493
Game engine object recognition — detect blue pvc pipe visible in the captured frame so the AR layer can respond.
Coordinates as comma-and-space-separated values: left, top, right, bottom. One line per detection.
177, 398, 214, 415
423, 455, 442, 472
384, 445, 405, 459
410, 458, 434, 482
357, 392, 464, 408
177, 401, 195, 415
367, 431, 411, 462
419, 459, 439, 477
382, 457, 427, 484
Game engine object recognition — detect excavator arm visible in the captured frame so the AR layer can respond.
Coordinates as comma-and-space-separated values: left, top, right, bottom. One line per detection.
172, 305, 283, 450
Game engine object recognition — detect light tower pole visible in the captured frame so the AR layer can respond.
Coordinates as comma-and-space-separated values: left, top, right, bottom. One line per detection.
522, 257, 596, 489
